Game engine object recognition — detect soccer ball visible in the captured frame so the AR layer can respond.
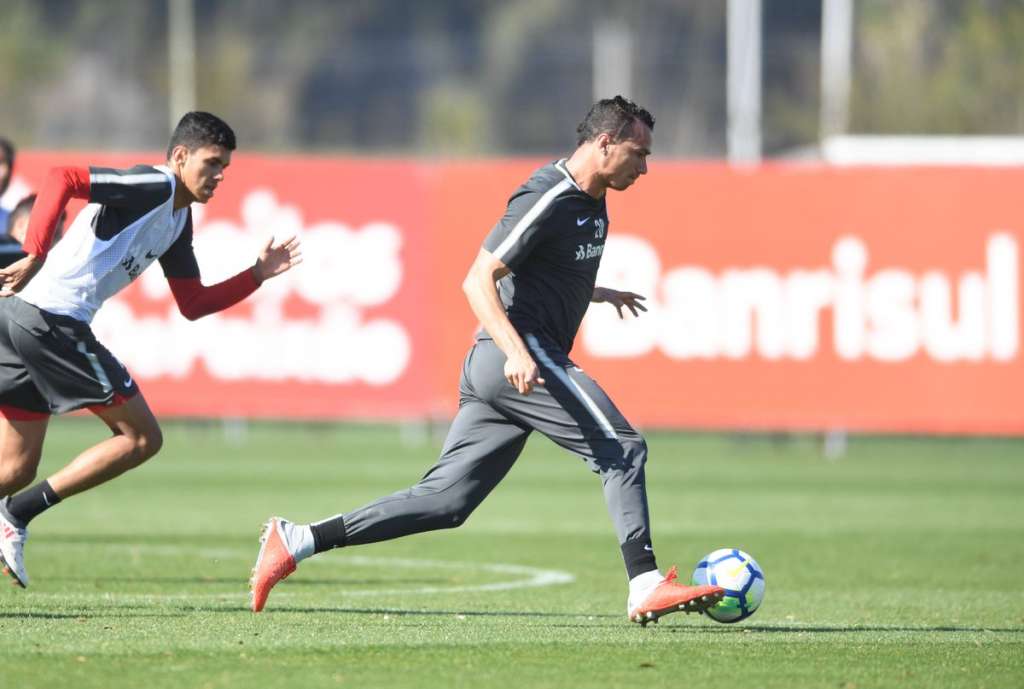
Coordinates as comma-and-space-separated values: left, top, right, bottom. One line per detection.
691, 548, 765, 623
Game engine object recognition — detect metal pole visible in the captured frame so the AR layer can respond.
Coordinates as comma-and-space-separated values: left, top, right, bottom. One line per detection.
820, 0, 854, 142
727, 0, 762, 164
168, 0, 196, 131
593, 19, 633, 101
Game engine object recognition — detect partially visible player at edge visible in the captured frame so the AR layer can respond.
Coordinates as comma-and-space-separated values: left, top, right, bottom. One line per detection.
250, 96, 724, 625
0, 112, 302, 588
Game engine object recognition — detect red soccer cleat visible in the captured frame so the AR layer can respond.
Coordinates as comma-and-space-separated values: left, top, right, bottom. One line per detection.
249, 517, 297, 612
627, 565, 725, 626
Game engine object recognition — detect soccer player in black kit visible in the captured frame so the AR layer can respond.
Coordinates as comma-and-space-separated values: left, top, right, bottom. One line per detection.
251, 97, 724, 624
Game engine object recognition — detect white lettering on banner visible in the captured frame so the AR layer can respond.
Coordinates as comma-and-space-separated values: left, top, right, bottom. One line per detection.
583, 233, 1019, 363
93, 189, 411, 385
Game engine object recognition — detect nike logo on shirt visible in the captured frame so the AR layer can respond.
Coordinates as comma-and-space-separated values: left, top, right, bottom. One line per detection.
576, 217, 590, 226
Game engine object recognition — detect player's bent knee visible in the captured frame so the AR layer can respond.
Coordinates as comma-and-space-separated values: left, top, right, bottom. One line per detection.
126, 427, 163, 465
138, 429, 163, 461
431, 509, 469, 530
427, 496, 480, 531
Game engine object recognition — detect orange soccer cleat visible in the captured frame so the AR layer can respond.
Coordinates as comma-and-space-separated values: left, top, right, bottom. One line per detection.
627, 565, 725, 626
249, 517, 298, 612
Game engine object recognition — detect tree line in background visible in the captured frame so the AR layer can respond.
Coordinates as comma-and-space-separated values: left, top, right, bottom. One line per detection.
1, 0, 1022, 157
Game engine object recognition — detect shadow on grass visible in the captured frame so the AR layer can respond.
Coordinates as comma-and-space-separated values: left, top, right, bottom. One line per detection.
41, 576, 452, 586
0, 611, 98, 620
190, 605, 621, 619
5, 603, 1022, 634
714, 624, 1024, 634
184, 606, 1024, 634
37, 534, 246, 545
0, 611, 187, 620
548, 622, 1024, 634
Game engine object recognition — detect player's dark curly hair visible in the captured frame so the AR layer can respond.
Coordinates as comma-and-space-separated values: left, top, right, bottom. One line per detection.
166, 111, 236, 159
575, 96, 655, 146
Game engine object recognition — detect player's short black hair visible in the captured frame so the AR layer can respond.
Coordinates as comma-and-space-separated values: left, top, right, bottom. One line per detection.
575, 96, 655, 147
166, 112, 236, 159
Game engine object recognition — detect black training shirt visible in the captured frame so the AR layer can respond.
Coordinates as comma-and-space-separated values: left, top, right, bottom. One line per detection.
480, 159, 609, 355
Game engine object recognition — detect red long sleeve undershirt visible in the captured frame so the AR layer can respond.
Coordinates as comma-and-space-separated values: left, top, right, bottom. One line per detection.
23, 166, 90, 257
166, 270, 261, 321
24, 165, 263, 320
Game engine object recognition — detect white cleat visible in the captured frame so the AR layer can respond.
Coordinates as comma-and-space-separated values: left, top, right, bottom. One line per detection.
0, 506, 28, 588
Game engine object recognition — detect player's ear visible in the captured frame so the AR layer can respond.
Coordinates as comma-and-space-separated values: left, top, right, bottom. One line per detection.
169, 144, 190, 167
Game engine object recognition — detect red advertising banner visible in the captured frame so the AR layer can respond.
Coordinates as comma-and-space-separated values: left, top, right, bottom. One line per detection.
571, 165, 1024, 434
8, 153, 437, 419
5, 154, 1022, 433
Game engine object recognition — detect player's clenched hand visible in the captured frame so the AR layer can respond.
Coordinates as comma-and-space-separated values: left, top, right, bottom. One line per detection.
592, 286, 648, 319
0, 254, 45, 297
252, 236, 302, 282
504, 352, 545, 395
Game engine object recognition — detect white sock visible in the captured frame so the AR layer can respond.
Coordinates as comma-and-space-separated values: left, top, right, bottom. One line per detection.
281, 521, 316, 563
629, 569, 664, 598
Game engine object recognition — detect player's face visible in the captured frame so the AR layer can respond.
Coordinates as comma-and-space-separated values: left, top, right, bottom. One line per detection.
178, 145, 232, 204
602, 121, 652, 192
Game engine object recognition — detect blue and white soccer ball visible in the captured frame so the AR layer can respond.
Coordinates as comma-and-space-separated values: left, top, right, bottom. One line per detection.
691, 548, 766, 623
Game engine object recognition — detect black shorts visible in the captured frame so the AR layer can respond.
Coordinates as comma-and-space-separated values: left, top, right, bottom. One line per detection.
0, 297, 139, 419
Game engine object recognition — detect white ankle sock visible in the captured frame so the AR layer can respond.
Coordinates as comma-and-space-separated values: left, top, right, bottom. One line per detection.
281, 521, 315, 563
629, 569, 664, 598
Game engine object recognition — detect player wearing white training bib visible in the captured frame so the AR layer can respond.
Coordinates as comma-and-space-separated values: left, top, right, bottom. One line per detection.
18, 165, 192, 322
0, 112, 302, 590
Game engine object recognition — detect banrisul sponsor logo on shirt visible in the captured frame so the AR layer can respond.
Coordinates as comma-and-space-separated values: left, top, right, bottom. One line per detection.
575, 242, 605, 261
575, 217, 606, 261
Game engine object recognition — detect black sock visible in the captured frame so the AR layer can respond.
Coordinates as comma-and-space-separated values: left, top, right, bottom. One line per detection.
621, 539, 658, 580
310, 515, 347, 554
5, 480, 62, 527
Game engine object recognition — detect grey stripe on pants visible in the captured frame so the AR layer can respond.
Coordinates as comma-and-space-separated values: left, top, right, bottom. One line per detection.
340, 337, 651, 548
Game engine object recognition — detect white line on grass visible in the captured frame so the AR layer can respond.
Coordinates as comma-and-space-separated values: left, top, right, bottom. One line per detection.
24, 543, 575, 602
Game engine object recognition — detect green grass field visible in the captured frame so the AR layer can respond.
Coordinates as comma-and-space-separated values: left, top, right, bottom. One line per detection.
2, 419, 1022, 688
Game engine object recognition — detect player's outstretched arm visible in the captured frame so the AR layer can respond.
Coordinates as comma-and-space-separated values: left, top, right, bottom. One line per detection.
592, 286, 648, 319
252, 235, 302, 282
165, 235, 302, 321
